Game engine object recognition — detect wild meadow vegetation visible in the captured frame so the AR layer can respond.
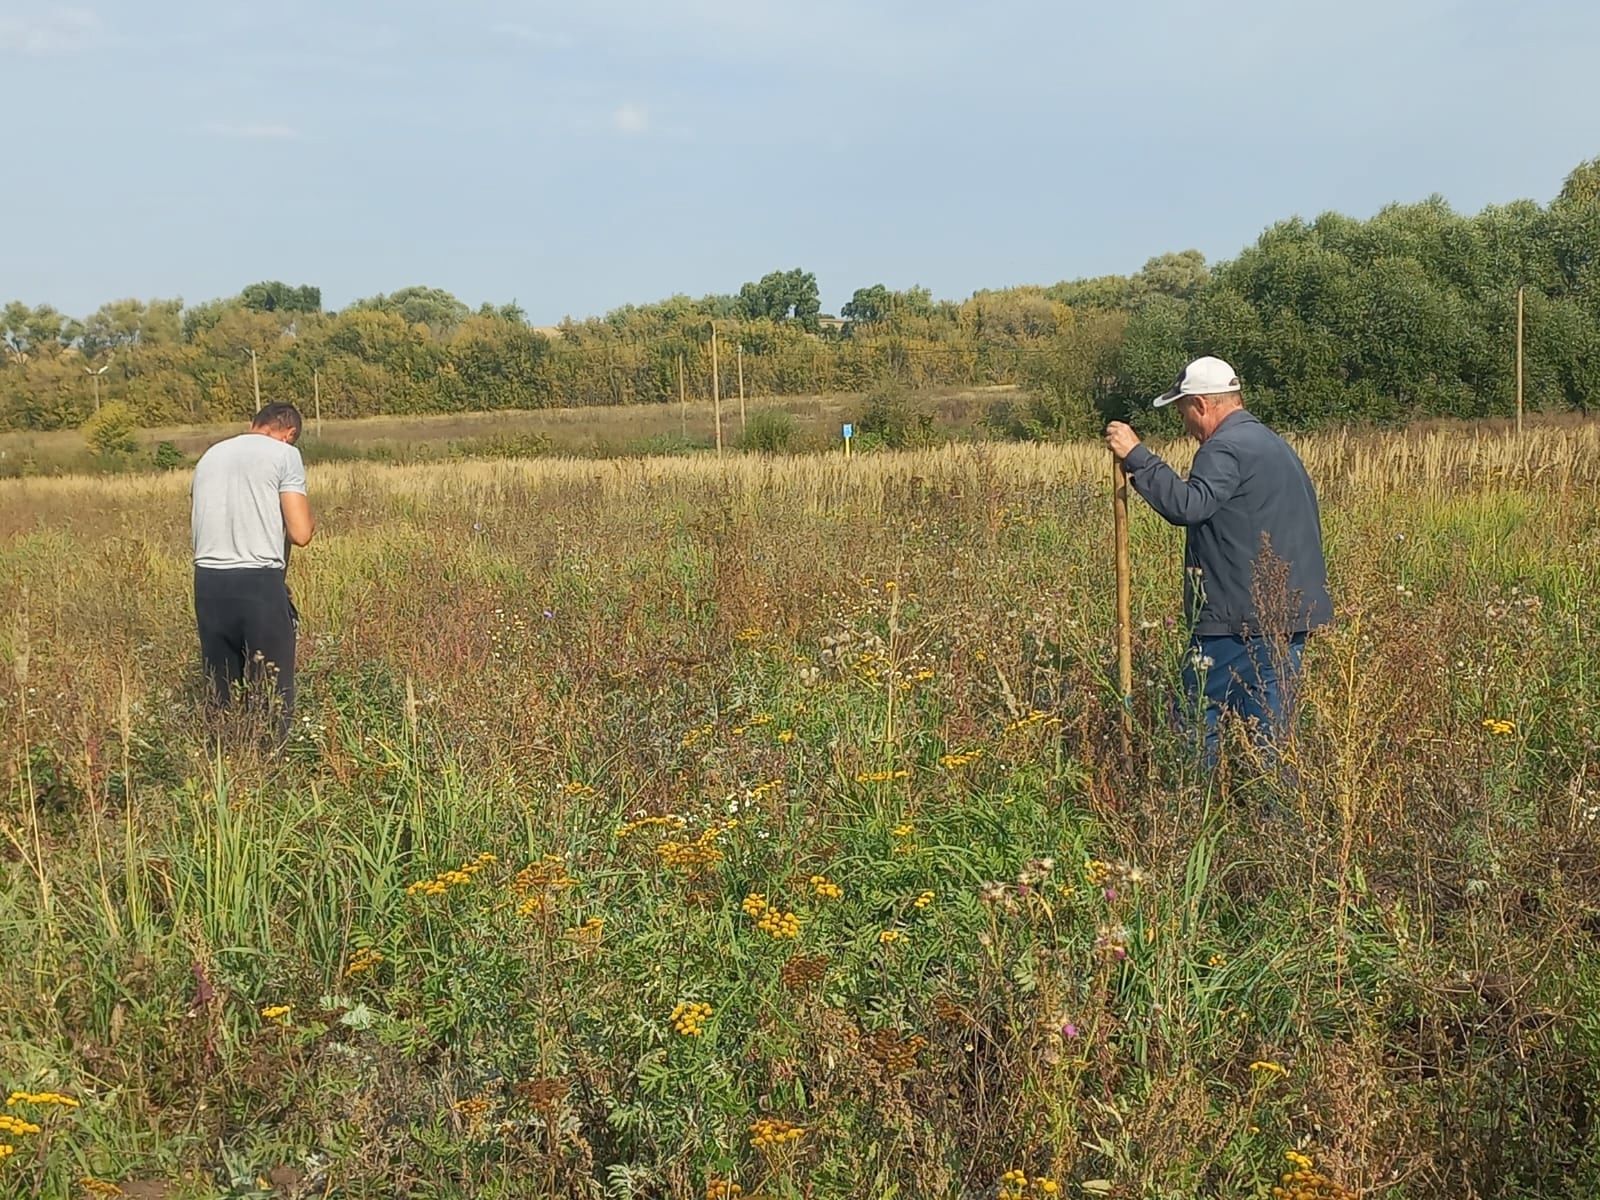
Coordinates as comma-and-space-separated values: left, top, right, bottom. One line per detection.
2, 426, 1599, 1198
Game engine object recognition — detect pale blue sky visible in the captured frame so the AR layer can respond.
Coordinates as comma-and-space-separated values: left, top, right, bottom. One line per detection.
2, 0, 1596, 322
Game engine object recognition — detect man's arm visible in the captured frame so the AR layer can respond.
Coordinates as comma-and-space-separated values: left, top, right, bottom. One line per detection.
1106, 425, 1241, 526
281, 491, 315, 547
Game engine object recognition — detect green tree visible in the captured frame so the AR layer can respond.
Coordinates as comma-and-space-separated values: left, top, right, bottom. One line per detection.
349, 286, 470, 333
81, 298, 183, 358
737, 269, 820, 332
1555, 157, 1600, 210
240, 281, 322, 314
81, 401, 138, 458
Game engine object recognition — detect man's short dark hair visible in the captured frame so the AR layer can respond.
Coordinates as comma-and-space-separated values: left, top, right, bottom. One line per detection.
251, 403, 303, 440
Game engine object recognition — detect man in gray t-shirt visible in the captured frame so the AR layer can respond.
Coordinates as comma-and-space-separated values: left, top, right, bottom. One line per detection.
191, 403, 316, 733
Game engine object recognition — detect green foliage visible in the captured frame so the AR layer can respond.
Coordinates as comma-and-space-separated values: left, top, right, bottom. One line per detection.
79, 400, 138, 458
857, 383, 935, 449
240, 281, 322, 314
737, 268, 821, 332
739, 408, 800, 453
151, 440, 186, 470
349, 285, 470, 332
842, 284, 934, 326
4, 156, 1600, 435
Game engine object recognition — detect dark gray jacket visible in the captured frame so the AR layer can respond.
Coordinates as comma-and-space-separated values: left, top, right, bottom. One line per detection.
1122, 409, 1332, 637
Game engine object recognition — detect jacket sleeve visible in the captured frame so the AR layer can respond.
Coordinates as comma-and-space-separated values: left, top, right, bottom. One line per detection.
1122, 440, 1242, 527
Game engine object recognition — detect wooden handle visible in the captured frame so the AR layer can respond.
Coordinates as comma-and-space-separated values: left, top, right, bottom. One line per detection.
1112, 456, 1134, 761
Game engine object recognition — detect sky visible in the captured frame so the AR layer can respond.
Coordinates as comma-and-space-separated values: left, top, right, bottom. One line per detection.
2, 0, 1598, 324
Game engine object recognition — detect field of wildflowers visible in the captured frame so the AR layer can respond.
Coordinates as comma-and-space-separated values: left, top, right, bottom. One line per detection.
1, 427, 1598, 1198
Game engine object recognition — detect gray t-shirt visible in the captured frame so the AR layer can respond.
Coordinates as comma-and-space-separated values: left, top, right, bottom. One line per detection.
191, 433, 307, 570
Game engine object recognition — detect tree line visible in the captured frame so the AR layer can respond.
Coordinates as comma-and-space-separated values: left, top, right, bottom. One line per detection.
4, 158, 1597, 438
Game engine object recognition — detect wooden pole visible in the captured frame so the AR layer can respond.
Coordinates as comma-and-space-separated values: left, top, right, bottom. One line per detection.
737, 343, 746, 434
678, 354, 687, 439
1112, 456, 1134, 764
1515, 286, 1524, 437
711, 325, 722, 458
250, 349, 261, 409
313, 369, 322, 437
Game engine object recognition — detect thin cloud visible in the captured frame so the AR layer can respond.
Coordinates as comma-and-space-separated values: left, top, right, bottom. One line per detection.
204, 121, 301, 141
490, 21, 573, 50
611, 104, 649, 135
0, 6, 102, 55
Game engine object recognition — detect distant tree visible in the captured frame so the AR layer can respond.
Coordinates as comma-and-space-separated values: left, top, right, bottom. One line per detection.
842, 284, 934, 325
1555, 157, 1600, 210
81, 298, 183, 358
349, 286, 470, 332
737, 269, 820, 332
1134, 250, 1209, 301
240, 281, 322, 314
3, 302, 79, 357
842, 284, 891, 324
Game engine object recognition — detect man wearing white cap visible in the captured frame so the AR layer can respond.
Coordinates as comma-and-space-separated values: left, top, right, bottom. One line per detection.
1104, 356, 1331, 761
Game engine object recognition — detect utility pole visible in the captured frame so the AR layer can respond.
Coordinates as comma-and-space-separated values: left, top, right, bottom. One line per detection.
1515, 286, 1524, 437
249, 348, 261, 409
678, 353, 687, 439
711, 324, 722, 458
737, 343, 746, 435
85, 356, 112, 412
314, 368, 322, 437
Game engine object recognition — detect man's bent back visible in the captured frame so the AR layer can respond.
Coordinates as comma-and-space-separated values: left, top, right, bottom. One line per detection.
190, 403, 314, 734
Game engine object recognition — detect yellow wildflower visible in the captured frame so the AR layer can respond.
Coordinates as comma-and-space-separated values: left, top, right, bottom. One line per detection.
0, 1116, 41, 1136
879, 929, 903, 945
777, 729, 796, 744
856, 769, 910, 783
1481, 717, 1515, 736
0, 1145, 13, 1161
757, 909, 801, 939
670, 1001, 713, 1037
705, 1180, 744, 1200
260, 1004, 292, 1022
6, 1091, 79, 1108
913, 890, 934, 909
1249, 1060, 1287, 1076
1285, 1150, 1314, 1170
892, 823, 913, 838
748, 1117, 804, 1149
938, 749, 984, 769
810, 875, 842, 900
569, 917, 605, 943
80, 1180, 125, 1197
617, 814, 688, 838
345, 947, 384, 977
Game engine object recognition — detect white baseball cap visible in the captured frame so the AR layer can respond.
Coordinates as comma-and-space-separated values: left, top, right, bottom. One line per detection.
1151, 356, 1241, 407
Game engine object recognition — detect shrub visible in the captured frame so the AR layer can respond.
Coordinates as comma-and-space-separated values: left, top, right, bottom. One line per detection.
80, 402, 138, 459
856, 383, 935, 449
152, 440, 186, 470
740, 409, 799, 454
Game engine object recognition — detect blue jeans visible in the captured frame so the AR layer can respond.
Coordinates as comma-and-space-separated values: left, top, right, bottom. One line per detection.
1182, 633, 1306, 764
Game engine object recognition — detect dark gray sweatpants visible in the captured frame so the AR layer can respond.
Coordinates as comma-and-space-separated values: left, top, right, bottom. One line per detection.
194, 566, 296, 733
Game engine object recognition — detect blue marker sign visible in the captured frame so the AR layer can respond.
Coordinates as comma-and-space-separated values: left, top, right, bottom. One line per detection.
842, 423, 854, 439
